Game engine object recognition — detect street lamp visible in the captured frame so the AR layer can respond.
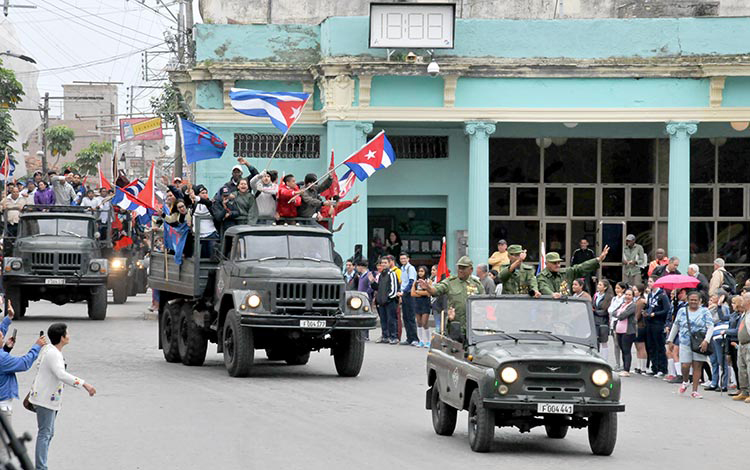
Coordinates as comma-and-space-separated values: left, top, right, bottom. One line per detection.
0, 50, 36, 64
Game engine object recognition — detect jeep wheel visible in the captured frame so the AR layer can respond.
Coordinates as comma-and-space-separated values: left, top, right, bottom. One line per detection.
5, 287, 26, 319
544, 421, 569, 439
265, 348, 285, 361
223, 310, 254, 377
430, 382, 457, 436
177, 303, 208, 366
468, 389, 494, 453
87, 286, 107, 320
588, 412, 617, 456
112, 281, 128, 304
332, 330, 365, 377
285, 351, 310, 366
160, 302, 181, 363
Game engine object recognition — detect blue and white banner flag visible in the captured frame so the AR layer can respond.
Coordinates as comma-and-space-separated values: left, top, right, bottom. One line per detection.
179, 118, 227, 164
229, 88, 310, 134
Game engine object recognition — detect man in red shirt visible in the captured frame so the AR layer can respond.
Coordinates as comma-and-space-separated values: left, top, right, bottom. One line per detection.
318, 195, 360, 230
648, 247, 669, 277
276, 174, 302, 219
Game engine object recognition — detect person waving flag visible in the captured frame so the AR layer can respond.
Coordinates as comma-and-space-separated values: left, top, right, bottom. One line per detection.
229, 88, 310, 134
342, 131, 396, 181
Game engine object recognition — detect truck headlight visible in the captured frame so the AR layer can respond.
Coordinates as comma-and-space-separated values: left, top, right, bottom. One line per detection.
592, 369, 610, 386
136, 260, 144, 269
90, 261, 101, 272
500, 367, 519, 384
348, 296, 363, 310
246, 294, 261, 309
111, 258, 126, 270
10, 259, 22, 271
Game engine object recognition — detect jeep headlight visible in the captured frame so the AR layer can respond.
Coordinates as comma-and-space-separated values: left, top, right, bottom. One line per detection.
500, 367, 519, 384
592, 369, 610, 386
246, 294, 261, 309
348, 296, 363, 310
111, 258, 126, 270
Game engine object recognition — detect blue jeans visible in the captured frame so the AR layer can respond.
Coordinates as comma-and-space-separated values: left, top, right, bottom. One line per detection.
35, 406, 57, 470
710, 338, 729, 389
381, 301, 398, 340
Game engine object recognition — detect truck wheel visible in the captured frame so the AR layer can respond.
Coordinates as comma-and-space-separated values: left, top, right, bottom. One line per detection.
160, 302, 181, 363
544, 421, 569, 439
177, 303, 208, 366
588, 412, 618, 456
223, 310, 254, 377
285, 351, 310, 366
87, 286, 108, 320
332, 330, 365, 377
5, 287, 26, 319
468, 389, 494, 453
430, 382, 457, 436
265, 348, 285, 361
128, 277, 138, 296
112, 281, 128, 304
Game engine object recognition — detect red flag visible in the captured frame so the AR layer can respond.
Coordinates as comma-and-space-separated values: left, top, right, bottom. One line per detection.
139, 162, 156, 210
98, 164, 112, 190
320, 149, 340, 200
436, 237, 450, 281
113, 235, 133, 251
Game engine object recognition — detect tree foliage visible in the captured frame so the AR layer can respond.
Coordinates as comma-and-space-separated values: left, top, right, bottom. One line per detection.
46, 125, 75, 157
0, 60, 25, 156
75, 141, 112, 176
149, 82, 187, 127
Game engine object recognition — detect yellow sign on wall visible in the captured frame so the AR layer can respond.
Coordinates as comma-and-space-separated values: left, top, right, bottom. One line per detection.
131, 117, 162, 135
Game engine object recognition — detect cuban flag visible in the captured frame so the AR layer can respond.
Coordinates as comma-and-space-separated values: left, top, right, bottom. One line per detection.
112, 182, 149, 217
229, 88, 310, 134
537, 241, 546, 276
0, 155, 15, 182
342, 131, 396, 181
338, 170, 357, 199
164, 222, 190, 265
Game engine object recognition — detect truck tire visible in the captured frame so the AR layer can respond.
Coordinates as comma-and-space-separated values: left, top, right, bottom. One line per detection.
588, 412, 617, 456
265, 348, 285, 361
430, 382, 457, 436
160, 302, 181, 363
5, 287, 26, 319
545, 422, 569, 439
285, 351, 310, 366
128, 277, 137, 296
468, 389, 494, 453
223, 310, 254, 377
332, 330, 365, 377
87, 286, 107, 320
177, 303, 208, 366
112, 281, 128, 304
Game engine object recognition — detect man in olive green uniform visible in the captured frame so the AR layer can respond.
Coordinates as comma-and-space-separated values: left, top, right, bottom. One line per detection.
418, 256, 484, 333
537, 245, 610, 298
497, 245, 541, 297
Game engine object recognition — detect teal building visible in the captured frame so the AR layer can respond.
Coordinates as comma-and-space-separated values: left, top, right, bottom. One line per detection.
173, 12, 750, 282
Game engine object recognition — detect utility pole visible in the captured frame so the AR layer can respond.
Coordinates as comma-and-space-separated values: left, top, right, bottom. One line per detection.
41, 92, 49, 174
177, 0, 185, 67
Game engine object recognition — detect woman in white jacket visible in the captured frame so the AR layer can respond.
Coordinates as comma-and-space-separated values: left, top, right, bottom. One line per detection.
28, 323, 96, 470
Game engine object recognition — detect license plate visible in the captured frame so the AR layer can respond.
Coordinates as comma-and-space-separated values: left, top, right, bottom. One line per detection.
44, 279, 65, 285
537, 403, 574, 414
300, 320, 326, 329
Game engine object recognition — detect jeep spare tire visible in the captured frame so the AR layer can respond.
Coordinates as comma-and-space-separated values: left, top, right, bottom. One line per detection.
332, 330, 365, 377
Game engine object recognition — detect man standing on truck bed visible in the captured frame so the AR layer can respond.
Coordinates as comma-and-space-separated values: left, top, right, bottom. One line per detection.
297, 173, 333, 218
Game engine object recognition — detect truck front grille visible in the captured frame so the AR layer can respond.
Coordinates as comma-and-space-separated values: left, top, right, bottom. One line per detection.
30, 252, 83, 275
274, 282, 342, 313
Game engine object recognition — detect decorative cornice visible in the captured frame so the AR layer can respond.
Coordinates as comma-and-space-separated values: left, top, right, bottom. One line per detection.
464, 121, 497, 137
358, 76, 372, 108
709, 76, 726, 108
355, 121, 374, 135
444, 75, 458, 108
666, 121, 698, 136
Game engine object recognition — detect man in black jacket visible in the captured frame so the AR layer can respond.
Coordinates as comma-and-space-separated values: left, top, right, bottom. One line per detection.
211, 187, 240, 237
571, 238, 596, 293
298, 173, 333, 218
652, 256, 681, 278
645, 276, 671, 378
372, 258, 399, 344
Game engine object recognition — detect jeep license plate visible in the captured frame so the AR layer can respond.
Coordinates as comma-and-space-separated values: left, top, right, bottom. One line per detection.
300, 320, 326, 329
44, 279, 65, 285
537, 403, 573, 414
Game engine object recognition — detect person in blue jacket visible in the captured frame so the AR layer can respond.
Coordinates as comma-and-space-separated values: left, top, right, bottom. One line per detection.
0, 302, 48, 422
645, 277, 671, 377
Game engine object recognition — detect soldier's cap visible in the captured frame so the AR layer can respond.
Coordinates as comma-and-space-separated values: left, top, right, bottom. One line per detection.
626, 234, 636, 241
507, 244, 524, 255
497, 239, 507, 246
456, 255, 473, 267
546, 252, 562, 263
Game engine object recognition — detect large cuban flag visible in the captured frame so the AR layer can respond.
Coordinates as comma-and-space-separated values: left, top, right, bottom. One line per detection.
112, 180, 149, 217
342, 131, 396, 181
229, 88, 310, 134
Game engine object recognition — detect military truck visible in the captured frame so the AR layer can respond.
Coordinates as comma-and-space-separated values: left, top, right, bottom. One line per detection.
426, 296, 624, 455
148, 218, 377, 377
2, 206, 112, 320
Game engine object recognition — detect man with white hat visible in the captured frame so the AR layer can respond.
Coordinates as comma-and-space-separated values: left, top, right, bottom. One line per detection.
214, 158, 259, 200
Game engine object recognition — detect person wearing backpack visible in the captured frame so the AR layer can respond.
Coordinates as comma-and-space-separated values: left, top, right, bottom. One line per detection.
709, 258, 736, 296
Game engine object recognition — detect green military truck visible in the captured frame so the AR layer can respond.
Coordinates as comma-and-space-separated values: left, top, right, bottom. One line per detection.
426, 296, 624, 455
3, 206, 112, 320
149, 219, 377, 377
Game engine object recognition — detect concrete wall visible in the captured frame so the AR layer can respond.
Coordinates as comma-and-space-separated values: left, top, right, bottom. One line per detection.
199, 0, 750, 24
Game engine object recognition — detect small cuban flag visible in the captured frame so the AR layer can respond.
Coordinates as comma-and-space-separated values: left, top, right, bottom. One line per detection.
0, 154, 15, 182
179, 118, 227, 164
229, 88, 310, 134
342, 131, 396, 181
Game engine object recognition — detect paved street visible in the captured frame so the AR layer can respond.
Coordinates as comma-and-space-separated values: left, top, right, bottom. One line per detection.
5, 294, 750, 470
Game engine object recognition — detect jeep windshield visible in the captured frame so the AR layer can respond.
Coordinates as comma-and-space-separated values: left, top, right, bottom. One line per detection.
20, 218, 91, 238
468, 298, 595, 345
238, 234, 333, 262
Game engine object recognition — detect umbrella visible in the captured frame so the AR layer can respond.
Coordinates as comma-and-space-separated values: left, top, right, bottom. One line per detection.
652, 274, 700, 291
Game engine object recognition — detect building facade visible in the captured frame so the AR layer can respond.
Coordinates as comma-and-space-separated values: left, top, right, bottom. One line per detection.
173, 1, 750, 282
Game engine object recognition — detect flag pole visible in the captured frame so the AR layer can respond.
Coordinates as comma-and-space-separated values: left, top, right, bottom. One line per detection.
3, 150, 9, 198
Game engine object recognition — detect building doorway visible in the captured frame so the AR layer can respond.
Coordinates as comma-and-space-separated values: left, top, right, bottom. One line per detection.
368, 207, 446, 269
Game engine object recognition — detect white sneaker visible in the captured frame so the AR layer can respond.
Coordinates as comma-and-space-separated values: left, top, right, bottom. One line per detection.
655, 372, 664, 378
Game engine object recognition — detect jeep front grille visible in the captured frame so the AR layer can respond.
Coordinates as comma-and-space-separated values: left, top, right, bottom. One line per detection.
527, 364, 581, 375
30, 252, 83, 275
523, 378, 585, 393
274, 282, 342, 314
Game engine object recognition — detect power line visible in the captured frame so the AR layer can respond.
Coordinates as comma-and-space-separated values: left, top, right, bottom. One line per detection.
132, 0, 177, 24
51, 0, 165, 42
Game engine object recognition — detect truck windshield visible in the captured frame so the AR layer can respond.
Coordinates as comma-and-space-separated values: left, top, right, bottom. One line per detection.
239, 234, 333, 262
20, 218, 91, 238
469, 299, 593, 342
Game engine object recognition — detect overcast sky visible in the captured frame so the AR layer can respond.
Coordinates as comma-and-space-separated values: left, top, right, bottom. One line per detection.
1, 0, 199, 119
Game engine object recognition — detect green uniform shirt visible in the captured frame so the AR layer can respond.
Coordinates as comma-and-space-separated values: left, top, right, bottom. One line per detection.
537, 258, 600, 296
497, 263, 539, 295
623, 243, 646, 277
432, 275, 485, 331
